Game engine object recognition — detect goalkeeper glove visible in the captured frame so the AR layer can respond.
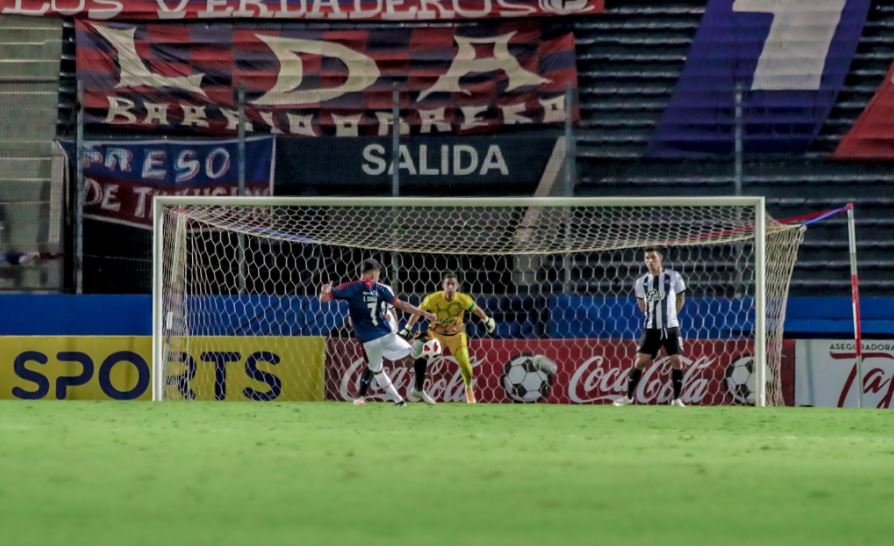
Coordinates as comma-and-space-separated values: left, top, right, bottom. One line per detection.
483, 317, 496, 334
398, 326, 413, 340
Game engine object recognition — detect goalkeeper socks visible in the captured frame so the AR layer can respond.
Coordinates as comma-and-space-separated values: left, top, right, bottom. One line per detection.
671, 368, 684, 399
374, 370, 402, 402
358, 367, 374, 397
413, 358, 427, 391
627, 368, 643, 398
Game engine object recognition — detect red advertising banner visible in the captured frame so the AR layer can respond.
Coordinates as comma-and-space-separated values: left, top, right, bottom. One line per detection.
76, 20, 578, 136
835, 61, 894, 159
326, 337, 796, 405
3, 0, 604, 21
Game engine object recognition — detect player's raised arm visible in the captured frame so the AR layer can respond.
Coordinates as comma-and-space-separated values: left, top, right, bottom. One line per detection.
471, 301, 496, 334
400, 293, 433, 338
393, 298, 436, 323
318, 282, 333, 303
400, 309, 423, 339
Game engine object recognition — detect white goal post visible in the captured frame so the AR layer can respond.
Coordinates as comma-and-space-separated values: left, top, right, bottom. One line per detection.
152, 196, 804, 406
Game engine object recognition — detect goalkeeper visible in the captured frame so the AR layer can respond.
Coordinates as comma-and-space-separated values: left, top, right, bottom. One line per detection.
401, 272, 496, 405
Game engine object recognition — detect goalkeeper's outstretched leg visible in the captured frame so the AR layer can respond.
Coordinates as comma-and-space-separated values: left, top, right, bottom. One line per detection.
451, 337, 476, 404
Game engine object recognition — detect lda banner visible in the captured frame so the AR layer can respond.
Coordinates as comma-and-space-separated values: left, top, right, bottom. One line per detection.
76, 19, 578, 136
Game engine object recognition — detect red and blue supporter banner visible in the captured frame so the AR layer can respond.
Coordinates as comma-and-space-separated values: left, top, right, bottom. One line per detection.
835, 61, 894, 159
2, 0, 603, 20
58, 137, 275, 229
647, 0, 870, 157
76, 20, 578, 137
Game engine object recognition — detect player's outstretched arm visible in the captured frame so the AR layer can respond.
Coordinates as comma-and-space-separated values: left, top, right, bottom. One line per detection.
472, 305, 496, 334
393, 299, 436, 323
319, 282, 333, 303
400, 311, 422, 339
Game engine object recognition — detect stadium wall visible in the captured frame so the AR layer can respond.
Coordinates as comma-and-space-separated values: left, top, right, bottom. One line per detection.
0, 294, 888, 338
0, 295, 889, 404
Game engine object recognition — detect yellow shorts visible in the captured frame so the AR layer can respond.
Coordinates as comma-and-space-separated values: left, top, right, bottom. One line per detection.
427, 331, 468, 358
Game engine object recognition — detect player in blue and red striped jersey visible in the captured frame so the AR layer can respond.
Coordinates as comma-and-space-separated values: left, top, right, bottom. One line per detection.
319, 258, 436, 406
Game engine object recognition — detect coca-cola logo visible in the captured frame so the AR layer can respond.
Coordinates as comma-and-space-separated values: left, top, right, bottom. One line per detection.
337, 355, 475, 403
567, 354, 714, 404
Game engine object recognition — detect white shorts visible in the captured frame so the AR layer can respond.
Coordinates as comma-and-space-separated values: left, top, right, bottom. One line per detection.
362, 333, 412, 372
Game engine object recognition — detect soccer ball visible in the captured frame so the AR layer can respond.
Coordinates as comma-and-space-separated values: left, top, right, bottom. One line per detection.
419, 338, 442, 360
725, 356, 755, 404
501, 354, 556, 403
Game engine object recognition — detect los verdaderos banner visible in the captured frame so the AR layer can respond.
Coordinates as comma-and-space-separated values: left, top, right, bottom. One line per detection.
326, 337, 797, 405
2, 0, 604, 20
76, 20, 578, 136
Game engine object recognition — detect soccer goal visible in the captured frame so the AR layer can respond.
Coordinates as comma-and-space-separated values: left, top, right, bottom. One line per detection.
152, 196, 804, 406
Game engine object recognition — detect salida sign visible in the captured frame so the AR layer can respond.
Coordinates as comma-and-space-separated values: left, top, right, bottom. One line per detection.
275, 135, 560, 188
76, 20, 578, 136
325, 337, 789, 405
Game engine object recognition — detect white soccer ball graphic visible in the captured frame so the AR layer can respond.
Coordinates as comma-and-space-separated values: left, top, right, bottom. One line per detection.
725, 355, 758, 404
419, 338, 442, 360
501, 354, 557, 403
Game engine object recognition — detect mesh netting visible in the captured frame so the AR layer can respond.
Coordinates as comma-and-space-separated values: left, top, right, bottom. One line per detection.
157, 200, 804, 406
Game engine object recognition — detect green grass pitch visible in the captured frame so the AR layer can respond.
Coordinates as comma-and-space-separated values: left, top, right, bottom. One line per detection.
1, 402, 892, 546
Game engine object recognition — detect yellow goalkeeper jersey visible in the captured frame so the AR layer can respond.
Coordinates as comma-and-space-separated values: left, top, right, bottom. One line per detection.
420, 291, 476, 336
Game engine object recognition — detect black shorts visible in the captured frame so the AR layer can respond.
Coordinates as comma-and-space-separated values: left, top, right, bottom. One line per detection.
637, 328, 683, 358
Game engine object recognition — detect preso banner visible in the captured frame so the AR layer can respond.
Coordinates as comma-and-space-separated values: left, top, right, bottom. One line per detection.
326, 337, 796, 405
76, 20, 578, 136
59, 137, 275, 229
2, 0, 604, 21
795, 339, 894, 408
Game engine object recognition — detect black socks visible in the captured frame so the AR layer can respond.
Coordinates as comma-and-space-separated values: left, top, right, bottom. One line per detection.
671, 368, 684, 399
627, 368, 643, 398
358, 366, 374, 397
413, 358, 427, 391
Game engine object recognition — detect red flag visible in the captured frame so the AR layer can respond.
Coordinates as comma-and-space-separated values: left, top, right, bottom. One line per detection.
835, 60, 894, 159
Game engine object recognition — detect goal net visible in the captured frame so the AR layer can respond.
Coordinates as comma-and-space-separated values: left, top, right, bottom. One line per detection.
153, 197, 804, 406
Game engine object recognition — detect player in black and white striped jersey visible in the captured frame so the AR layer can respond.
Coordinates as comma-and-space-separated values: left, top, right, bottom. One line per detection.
614, 247, 688, 407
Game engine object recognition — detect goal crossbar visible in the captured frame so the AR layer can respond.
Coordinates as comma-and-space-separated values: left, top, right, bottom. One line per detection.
154, 196, 765, 209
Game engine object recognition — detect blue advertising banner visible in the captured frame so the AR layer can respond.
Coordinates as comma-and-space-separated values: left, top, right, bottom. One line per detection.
647, 0, 870, 157
60, 136, 275, 228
